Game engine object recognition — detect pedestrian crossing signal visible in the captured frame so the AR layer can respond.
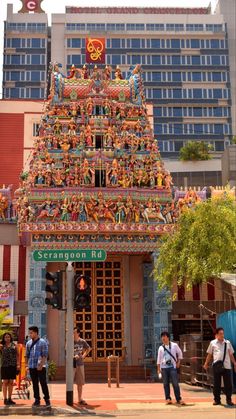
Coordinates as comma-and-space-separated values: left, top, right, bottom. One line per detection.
74, 274, 91, 310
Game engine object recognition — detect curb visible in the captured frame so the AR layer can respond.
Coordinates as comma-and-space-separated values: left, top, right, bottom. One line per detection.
0, 405, 80, 416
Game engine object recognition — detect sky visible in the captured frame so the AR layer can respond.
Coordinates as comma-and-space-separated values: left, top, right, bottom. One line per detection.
0, 0, 218, 98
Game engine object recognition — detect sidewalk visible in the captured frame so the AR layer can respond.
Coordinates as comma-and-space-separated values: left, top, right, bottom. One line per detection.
0, 381, 235, 413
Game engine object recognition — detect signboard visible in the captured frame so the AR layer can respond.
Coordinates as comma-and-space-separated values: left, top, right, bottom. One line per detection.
86, 38, 105, 63
18, 0, 45, 13
0, 282, 14, 324
33, 249, 107, 262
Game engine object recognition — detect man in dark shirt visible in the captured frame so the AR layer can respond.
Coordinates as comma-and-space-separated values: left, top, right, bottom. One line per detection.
73, 327, 91, 405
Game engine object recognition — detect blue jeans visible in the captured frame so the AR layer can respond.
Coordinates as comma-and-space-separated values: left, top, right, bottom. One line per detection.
161, 367, 181, 402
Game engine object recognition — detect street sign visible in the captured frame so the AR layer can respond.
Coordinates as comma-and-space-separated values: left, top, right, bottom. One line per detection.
33, 249, 107, 262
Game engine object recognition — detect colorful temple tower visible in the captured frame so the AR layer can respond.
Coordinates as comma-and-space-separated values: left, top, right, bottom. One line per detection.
16, 63, 177, 366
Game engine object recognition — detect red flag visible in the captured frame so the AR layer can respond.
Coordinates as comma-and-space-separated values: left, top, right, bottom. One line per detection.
86, 38, 106, 64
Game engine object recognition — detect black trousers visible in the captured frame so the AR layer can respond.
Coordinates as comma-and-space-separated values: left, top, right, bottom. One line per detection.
29, 368, 50, 402
213, 367, 232, 403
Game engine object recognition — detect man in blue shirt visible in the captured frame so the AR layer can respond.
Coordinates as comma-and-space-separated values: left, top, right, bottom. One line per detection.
26, 326, 50, 407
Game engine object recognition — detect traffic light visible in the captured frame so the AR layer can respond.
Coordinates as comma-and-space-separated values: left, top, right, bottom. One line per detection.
74, 274, 91, 310
45, 271, 63, 309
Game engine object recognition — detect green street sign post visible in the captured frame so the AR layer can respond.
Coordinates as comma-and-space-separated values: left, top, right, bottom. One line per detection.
33, 249, 107, 262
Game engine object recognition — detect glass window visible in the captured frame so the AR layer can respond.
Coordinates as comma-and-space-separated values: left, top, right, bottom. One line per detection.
192, 56, 201, 65
11, 55, 21, 65
210, 39, 220, 49
173, 124, 182, 134
213, 89, 222, 99
190, 39, 200, 48
131, 39, 140, 48
71, 38, 81, 48
212, 56, 221, 65
111, 39, 120, 48
152, 55, 161, 65
31, 71, 41, 81
10, 88, 19, 98
173, 108, 182, 117
152, 72, 161, 82
31, 38, 41, 48
153, 89, 162, 99
154, 107, 162, 116
192, 72, 202, 82
131, 55, 140, 64
31, 88, 40, 98
71, 55, 81, 65
174, 141, 184, 151
194, 124, 203, 134
155, 124, 163, 134
31, 55, 41, 65
172, 89, 182, 99
10, 72, 20, 81
215, 141, 224, 151
172, 72, 181, 82
171, 39, 180, 49
214, 124, 224, 134
112, 55, 121, 65
172, 56, 181, 65
193, 108, 203, 117
151, 39, 160, 48
11, 38, 21, 48
213, 108, 222, 117
193, 89, 202, 99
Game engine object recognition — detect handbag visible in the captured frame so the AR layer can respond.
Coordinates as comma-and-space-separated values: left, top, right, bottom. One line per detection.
212, 342, 227, 374
73, 357, 77, 368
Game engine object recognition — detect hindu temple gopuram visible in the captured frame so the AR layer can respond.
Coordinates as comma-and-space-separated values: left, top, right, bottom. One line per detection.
14, 63, 209, 367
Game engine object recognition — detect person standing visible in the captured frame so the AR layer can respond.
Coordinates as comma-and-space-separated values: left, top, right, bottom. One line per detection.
25, 326, 51, 407
0, 332, 20, 405
73, 327, 91, 405
203, 327, 236, 406
157, 331, 185, 405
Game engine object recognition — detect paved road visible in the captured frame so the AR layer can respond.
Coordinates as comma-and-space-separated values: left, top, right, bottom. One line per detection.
2, 409, 236, 419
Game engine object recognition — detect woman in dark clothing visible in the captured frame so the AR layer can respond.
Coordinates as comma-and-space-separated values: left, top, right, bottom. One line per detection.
0, 332, 20, 405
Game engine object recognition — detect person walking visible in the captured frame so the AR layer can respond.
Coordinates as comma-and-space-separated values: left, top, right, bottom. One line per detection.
0, 332, 20, 405
203, 327, 236, 406
157, 331, 185, 405
73, 327, 91, 405
25, 326, 51, 407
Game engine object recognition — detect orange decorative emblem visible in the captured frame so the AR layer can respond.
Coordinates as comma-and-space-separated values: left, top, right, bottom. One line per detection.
86, 38, 105, 63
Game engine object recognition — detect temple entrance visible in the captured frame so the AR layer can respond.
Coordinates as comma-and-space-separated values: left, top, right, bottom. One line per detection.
74, 258, 124, 362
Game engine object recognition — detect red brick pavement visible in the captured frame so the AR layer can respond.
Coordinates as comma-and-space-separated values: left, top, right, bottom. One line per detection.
1, 382, 235, 411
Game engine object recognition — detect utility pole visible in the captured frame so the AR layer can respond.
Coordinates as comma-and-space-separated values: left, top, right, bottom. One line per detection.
66, 262, 74, 406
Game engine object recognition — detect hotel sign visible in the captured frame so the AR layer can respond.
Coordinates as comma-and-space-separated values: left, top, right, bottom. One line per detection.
86, 38, 105, 63
18, 0, 45, 13
33, 249, 107, 262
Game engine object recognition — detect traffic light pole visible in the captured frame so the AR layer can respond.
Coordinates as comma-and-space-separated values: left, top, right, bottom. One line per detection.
66, 262, 74, 406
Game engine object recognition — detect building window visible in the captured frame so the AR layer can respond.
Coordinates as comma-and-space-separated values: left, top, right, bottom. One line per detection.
172, 56, 181, 65
31, 55, 41, 65
190, 39, 200, 48
111, 39, 120, 48
172, 72, 181, 82
172, 89, 182, 99
170, 39, 180, 49
151, 39, 160, 48
112, 55, 121, 65
153, 89, 162, 99
192, 56, 201, 65
31, 38, 41, 48
193, 89, 202, 99
33, 123, 40, 137
212, 56, 221, 65
152, 55, 161, 65
131, 39, 140, 49
31, 88, 40, 99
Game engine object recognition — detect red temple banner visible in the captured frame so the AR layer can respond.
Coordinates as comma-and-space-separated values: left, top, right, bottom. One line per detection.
86, 38, 106, 64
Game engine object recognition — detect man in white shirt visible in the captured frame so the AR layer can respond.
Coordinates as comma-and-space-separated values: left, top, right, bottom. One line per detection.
203, 327, 236, 406
157, 331, 185, 405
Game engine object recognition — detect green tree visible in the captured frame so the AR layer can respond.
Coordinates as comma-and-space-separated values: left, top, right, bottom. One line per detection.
179, 141, 212, 161
153, 198, 236, 290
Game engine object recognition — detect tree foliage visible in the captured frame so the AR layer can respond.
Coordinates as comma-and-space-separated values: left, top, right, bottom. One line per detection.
153, 198, 236, 290
179, 141, 212, 161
